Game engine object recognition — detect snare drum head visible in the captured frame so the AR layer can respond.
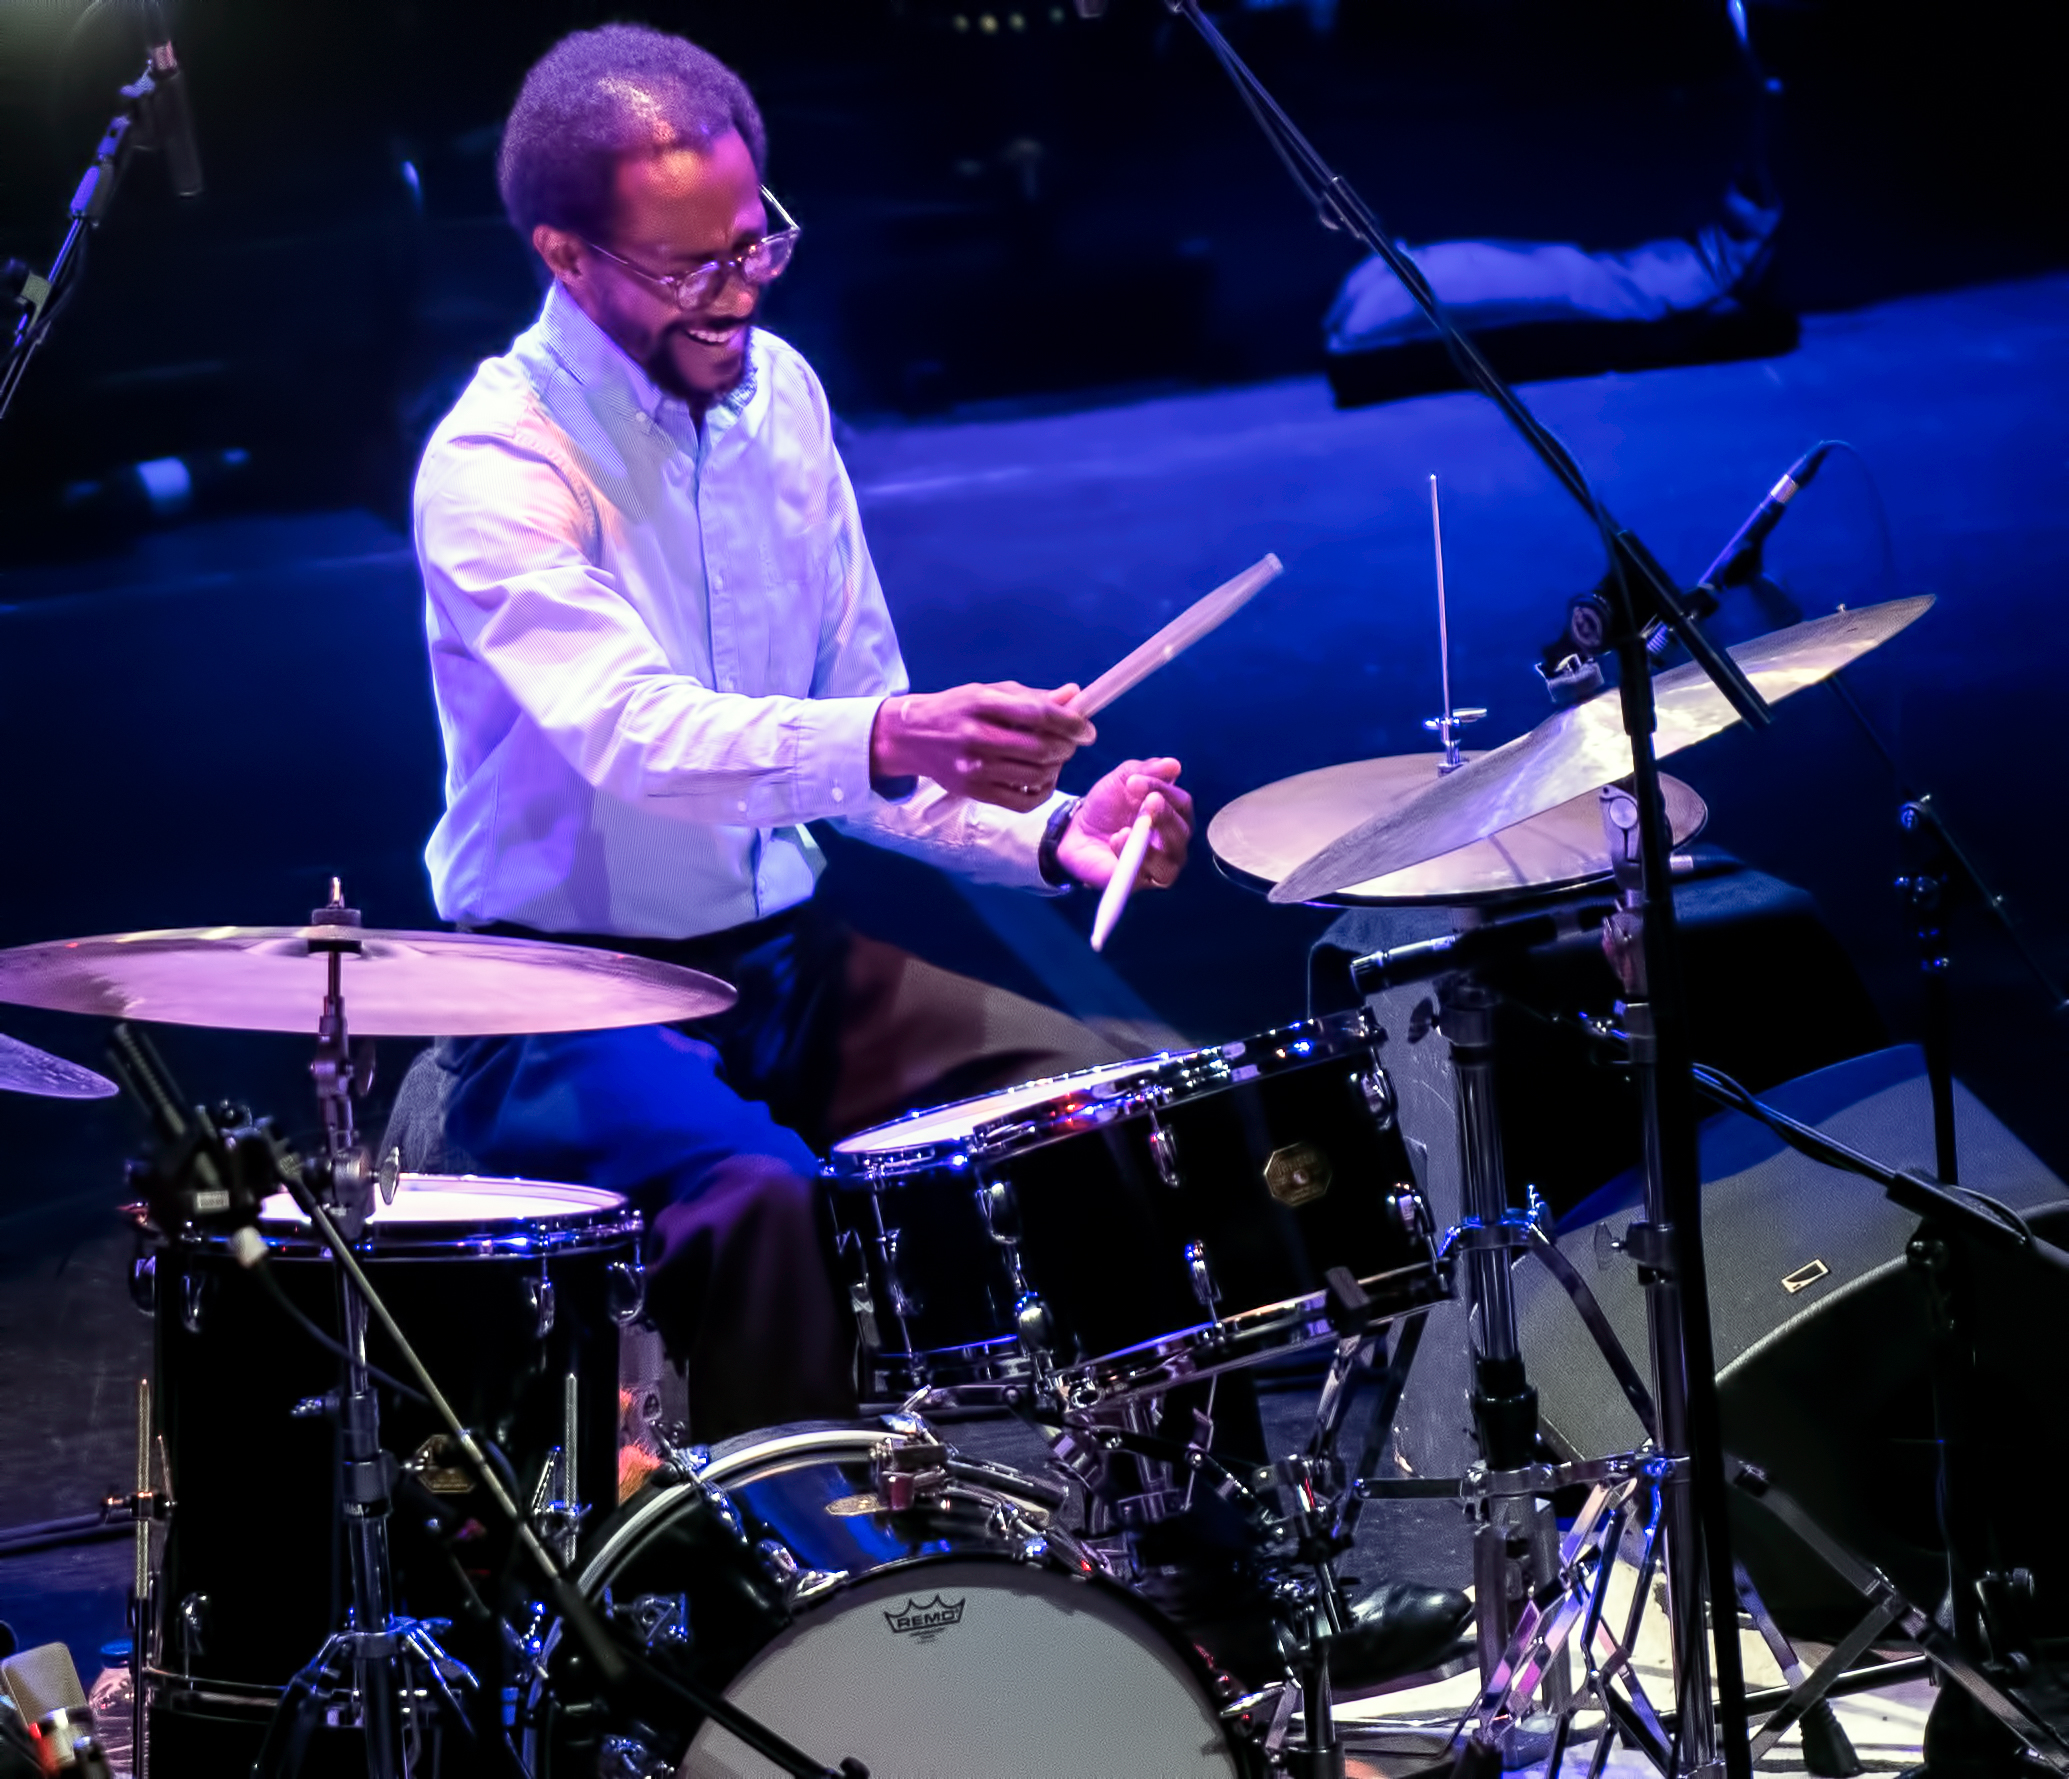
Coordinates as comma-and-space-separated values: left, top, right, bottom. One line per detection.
830, 1055, 1169, 1174
256, 1171, 622, 1227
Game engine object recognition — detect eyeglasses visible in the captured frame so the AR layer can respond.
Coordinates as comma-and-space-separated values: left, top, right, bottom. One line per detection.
583, 188, 801, 310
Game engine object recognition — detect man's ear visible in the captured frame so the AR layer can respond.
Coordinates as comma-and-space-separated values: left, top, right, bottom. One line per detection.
533, 224, 584, 286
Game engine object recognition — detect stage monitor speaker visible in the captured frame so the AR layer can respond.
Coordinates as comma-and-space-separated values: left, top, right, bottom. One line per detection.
1514, 1045, 2069, 1637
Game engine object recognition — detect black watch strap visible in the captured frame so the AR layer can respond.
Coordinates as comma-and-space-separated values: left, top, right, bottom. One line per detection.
1038, 796, 1083, 888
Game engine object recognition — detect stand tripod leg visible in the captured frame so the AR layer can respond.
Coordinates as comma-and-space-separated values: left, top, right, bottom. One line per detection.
1734, 1564, 1864, 1775
1731, 1460, 2069, 1773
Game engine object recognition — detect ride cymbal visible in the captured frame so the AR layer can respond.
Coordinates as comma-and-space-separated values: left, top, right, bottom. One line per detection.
1271, 597, 1932, 904
1211, 756, 1706, 905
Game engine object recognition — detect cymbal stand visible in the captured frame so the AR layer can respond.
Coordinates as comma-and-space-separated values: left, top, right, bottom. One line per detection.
1432, 971, 1571, 1724
257, 884, 474, 1779
283, 889, 863, 1779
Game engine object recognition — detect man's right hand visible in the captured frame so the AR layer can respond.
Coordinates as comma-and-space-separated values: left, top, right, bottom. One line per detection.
870, 682, 1095, 812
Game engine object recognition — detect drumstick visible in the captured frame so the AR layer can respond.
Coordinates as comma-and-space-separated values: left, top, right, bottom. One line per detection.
1090, 794, 1164, 953
1068, 554, 1283, 718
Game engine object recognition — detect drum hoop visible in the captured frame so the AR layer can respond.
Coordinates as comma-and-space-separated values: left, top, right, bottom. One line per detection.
1053, 1257, 1452, 1405
127, 1197, 645, 1259
827, 1007, 1381, 1183
579, 1414, 1022, 1596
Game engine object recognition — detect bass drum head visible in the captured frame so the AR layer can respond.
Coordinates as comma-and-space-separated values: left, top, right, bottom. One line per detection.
543, 1422, 1250, 1778
688, 1557, 1240, 1778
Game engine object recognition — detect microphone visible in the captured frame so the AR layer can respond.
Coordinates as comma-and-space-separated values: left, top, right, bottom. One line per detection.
1637, 441, 1834, 659
1349, 900, 1616, 996
1696, 440, 1835, 596
141, 3, 204, 198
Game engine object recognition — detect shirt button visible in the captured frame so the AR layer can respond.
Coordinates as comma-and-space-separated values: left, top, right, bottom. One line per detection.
832, 786, 845, 804
633, 411, 651, 430
737, 800, 748, 814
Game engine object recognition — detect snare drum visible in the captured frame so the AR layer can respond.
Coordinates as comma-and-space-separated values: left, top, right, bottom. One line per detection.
133, 1174, 643, 1771
827, 1010, 1444, 1404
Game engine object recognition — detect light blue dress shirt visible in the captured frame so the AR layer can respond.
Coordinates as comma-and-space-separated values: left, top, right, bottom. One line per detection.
415, 286, 1063, 940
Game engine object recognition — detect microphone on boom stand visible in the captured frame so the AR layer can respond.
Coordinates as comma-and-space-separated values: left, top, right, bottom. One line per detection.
1648, 439, 1837, 653
1537, 441, 1839, 700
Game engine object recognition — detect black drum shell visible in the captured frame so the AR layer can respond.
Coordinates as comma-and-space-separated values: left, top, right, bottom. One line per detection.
830, 1016, 1434, 1383
142, 1199, 636, 1696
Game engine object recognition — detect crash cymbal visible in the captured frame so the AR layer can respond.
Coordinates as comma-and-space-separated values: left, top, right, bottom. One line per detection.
0, 1031, 118, 1099
0, 926, 735, 1037
1271, 596, 1932, 904
1211, 755, 1706, 905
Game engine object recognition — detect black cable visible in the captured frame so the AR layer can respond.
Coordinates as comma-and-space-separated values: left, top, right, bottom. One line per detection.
252, 1258, 430, 1405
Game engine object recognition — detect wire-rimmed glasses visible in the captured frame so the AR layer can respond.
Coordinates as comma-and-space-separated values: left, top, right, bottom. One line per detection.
583, 187, 800, 310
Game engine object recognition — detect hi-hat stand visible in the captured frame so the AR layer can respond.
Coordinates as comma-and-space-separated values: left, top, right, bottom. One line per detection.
1164, 4, 1769, 1771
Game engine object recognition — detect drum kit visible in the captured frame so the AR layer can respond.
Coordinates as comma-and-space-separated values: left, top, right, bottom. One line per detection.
14, 569, 2057, 1779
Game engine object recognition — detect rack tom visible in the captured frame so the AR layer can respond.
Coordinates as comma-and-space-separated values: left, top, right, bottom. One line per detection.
827, 1010, 1443, 1404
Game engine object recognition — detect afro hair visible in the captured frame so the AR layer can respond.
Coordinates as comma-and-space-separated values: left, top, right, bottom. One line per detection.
498, 25, 767, 243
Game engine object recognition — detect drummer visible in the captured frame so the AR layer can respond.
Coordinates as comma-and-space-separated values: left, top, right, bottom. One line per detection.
401, 23, 1191, 1442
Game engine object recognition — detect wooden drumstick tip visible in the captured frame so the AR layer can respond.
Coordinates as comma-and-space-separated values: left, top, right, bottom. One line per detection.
1090, 793, 1164, 953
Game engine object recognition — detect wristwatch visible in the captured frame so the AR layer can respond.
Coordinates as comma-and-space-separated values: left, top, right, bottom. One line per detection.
1038, 796, 1084, 889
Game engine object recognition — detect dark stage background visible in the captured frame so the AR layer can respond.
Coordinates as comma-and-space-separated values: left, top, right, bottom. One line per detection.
1, 0, 2066, 1668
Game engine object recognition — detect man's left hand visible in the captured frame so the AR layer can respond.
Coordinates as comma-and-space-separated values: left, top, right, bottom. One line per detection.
1056, 757, 1193, 891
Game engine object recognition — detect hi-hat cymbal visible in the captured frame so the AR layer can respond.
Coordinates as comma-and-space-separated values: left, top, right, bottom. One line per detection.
0, 1032, 118, 1099
1272, 596, 1933, 904
0, 927, 735, 1037
1211, 755, 1707, 906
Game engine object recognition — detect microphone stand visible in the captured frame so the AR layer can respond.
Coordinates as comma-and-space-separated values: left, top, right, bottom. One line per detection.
1162, 5, 1767, 1772
1, 47, 186, 422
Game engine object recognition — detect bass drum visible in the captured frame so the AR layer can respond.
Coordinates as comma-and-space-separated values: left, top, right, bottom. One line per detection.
530, 1421, 1258, 1778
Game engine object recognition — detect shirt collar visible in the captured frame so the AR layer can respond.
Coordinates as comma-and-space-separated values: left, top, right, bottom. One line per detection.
534, 282, 760, 436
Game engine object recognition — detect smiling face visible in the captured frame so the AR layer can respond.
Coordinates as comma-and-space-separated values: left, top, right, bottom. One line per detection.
533, 127, 767, 411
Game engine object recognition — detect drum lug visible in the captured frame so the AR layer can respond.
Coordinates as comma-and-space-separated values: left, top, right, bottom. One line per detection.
756, 1538, 848, 1608
523, 1275, 556, 1339
598, 1730, 673, 1779
613, 1591, 692, 1651
176, 1591, 208, 1660
1014, 1291, 1054, 1353
1392, 1187, 1426, 1235
1185, 1240, 1222, 1318
179, 1271, 205, 1335
604, 1260, 645, 1326
1353, 1060, 1398, 1130
1147, 1116, 1182, 1188
975, 1178, 1020, 1244
128, 1248, 157, 1317
848, 1278, 881, 1351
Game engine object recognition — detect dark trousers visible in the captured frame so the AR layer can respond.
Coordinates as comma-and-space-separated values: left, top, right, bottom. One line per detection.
438, 898, 1144, 1443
